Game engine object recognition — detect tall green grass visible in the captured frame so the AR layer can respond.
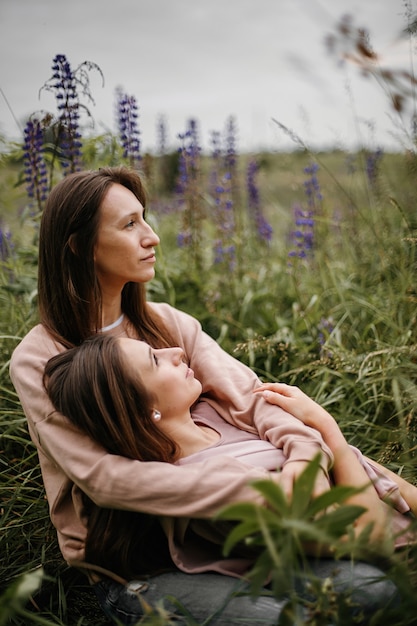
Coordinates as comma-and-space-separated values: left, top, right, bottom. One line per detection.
2, 146, 417, 624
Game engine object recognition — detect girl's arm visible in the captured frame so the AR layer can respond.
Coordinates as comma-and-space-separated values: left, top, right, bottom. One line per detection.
253, 382, 392, 547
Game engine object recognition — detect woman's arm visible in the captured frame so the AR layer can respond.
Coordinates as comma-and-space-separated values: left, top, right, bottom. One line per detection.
10, 325, 277, 516
152, 302, 333, 496
253, 382, 392, 546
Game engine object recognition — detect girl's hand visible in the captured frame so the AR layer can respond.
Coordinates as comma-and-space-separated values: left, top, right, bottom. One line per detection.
253, 382, 333, 429
253, 382, 346, 451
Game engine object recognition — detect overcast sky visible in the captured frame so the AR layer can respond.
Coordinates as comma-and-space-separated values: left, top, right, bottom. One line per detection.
0, 0, 413, 153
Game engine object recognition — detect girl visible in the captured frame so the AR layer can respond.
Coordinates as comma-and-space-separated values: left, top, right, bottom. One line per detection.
44, 334, 416, 584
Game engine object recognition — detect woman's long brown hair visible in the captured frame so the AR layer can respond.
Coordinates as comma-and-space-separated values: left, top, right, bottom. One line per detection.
44, 334, 179, 577
38, 166, 175, 349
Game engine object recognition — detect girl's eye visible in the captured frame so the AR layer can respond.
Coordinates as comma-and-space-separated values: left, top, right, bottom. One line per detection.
153, 354, 158, 366
126, 220, 136, 229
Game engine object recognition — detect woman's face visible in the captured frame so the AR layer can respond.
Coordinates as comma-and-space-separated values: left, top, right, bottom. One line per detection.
94, 183, 160, 292
118, 338, 202, 418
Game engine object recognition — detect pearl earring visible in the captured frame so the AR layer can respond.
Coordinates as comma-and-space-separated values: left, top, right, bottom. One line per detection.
153, 410, 162, 422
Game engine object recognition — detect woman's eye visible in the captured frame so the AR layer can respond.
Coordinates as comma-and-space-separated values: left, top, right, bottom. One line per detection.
126, 220, 135, 228
153, 354, 158, 365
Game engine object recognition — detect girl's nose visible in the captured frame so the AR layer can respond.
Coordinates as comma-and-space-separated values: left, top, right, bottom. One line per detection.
156, 347, 185, 364
171, 347, 184, 365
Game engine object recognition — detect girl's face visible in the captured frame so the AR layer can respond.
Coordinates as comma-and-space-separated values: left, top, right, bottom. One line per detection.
118, 338, 202, 418
94, 183, 160, 293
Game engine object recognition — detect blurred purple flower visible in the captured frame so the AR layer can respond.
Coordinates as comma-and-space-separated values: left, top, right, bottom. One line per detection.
288, 162, 322, 260
213, 241, 235, 268
247, 160, 272, 243
211, 177, 236, 268
303, 162, 322, 210
175, 119, 203, 263
23, 115, 48, 210
224, 116, 238, 172
365, 148, 383, 187
288, 204, 314, 259
176, 118, 201, 199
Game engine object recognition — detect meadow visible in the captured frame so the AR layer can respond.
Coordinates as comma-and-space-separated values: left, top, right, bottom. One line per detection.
2, 37, 417, 625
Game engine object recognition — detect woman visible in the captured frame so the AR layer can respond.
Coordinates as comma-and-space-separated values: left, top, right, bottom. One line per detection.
10, 166, 399, 625
43, 334, 416, 581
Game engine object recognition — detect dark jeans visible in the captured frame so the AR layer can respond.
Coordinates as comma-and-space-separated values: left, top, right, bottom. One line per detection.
93, 559, 399, 625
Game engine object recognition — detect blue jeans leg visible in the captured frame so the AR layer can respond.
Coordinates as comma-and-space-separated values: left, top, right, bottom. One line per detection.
93, 560, 399, 626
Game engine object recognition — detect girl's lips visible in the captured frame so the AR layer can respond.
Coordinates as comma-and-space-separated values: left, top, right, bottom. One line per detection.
186, 367, 194, 378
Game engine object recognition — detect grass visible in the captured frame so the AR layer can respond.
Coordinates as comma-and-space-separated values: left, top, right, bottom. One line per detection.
1, 145, 417, 624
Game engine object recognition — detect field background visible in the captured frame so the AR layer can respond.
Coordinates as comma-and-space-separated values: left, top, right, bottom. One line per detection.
2, 28, 417, 625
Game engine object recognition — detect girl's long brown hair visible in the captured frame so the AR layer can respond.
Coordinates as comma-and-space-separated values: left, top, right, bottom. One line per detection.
38, 166, 175, 349
44, 334, 179, 578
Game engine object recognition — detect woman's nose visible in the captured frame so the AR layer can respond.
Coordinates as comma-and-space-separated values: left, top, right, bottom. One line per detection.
142, 223, 160, 247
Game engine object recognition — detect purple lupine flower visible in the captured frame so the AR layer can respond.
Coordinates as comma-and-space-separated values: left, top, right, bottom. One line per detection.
50, 54, 82, 172
365, 148, 383, 187
224, 116, 238, 172
213, 241, 236, 266
175, 119, 203, 259
208, 133, 235, 267
207, 122, 240, 268
303, 162, 322, 211
176, 118, 201, 198
288, 204, 315, 259
116, 88, 141, 164
247, 159, 272, 243
23, 115, 48, 211
210, 130, 222, 160
288, 162, 321, 260
211, 173, 236, 268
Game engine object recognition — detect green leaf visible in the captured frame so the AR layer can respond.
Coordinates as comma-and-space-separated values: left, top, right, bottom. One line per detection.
290, 454, 322, 518
314, 504, 367, 537
307, 484, 367, 518
250, 477, 290, 514
0, 568, 44, 626
216, 501, 259, 521
222, 520, 262, 556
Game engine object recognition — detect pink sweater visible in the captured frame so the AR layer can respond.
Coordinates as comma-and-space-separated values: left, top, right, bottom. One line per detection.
10, 302, 333, 573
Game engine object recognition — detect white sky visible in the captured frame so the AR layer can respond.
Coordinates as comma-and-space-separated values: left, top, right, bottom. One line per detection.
0, 0, 414, 153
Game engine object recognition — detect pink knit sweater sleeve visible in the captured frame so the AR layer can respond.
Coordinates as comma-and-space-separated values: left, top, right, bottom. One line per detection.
151, 302, 333, 471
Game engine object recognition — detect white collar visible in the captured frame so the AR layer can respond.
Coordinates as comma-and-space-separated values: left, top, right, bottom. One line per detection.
100, 313, 125, 332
